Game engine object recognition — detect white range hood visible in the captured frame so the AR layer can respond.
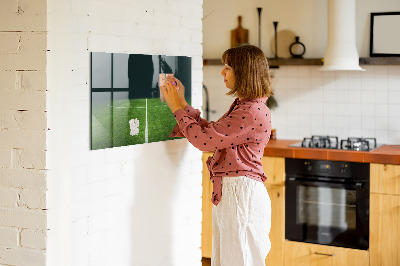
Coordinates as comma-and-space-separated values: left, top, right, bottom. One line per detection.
320, 0, 365, 71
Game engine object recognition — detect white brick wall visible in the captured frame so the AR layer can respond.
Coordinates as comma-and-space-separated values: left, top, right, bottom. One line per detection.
21, 229, 47, 250
0, 247, 46, 266
47, 1, 203, 266
0, 227, 19, 247
0, 208, 46, 230
0, 0, 48, 264
0, 187, 19, 208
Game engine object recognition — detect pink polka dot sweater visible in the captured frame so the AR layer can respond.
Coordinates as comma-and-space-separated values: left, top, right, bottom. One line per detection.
169, 97, 272, 206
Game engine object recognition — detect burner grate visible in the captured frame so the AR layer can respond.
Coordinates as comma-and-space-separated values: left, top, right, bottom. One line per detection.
340, 137, 377, 151
296, 136, 378, 151
301, 135, 339, 149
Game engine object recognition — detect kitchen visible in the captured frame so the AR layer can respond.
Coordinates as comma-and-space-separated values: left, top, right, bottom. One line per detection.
0, 0, 399, 265
202, 0, 400, 265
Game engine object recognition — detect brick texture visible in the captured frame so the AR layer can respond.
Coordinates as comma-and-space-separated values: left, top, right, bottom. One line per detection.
3, 0, 204, 265
0, 227, 19, 247
19, 189, 47, 209
0, 208, 47, 230
0, 247, 46, 266
0, 187, 19, 208
46, 0, 203, 265
21, 229, 46, 249
0, 0, 48, 264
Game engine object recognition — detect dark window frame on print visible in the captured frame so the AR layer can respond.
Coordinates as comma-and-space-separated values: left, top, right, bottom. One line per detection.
90, 52, 192, 150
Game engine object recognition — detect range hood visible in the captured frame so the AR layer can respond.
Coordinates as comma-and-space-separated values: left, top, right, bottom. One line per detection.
320, 0, 365, 71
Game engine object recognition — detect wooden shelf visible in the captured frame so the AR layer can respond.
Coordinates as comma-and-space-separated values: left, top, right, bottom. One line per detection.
202, 59, 223, 66
268, 58, 322, 67
203, 58, 323, 67
203, 57, 400, 67
359, 57, 400, 65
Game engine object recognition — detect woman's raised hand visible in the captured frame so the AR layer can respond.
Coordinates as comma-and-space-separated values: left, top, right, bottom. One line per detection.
172, 77, 187, 108
161, 76, 184, 113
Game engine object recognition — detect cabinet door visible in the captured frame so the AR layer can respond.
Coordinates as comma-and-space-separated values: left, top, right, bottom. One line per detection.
370, 163, 400, 195
264, 185, 284, 266
284, 241, 369, 266
370, 193, 400, 266
261, 156, 285, 185
202, 152, 213, 258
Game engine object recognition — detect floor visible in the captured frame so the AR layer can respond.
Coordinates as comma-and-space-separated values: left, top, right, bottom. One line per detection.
202, 257, 211, 266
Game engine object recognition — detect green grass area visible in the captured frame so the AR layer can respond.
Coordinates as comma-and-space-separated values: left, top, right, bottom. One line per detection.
91, 98, 187, 150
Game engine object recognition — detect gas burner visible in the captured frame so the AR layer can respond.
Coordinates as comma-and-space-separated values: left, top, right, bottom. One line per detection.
290, 136, 380, 151
301, 135, 339, 149
340, 137, 377, 151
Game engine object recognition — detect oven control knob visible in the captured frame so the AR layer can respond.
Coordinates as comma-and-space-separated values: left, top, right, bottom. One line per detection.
340, 164, 347, 174
304, 161, 312, 171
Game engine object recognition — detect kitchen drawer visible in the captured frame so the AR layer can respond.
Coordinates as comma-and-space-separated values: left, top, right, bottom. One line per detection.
284, 241, 369, 266
370, 163, 400, 196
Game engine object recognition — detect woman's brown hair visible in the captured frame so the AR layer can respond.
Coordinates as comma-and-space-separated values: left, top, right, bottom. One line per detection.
221, 44, 273, 99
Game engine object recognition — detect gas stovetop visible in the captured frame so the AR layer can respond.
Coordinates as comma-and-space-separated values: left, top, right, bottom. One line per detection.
289, 135, 382, 151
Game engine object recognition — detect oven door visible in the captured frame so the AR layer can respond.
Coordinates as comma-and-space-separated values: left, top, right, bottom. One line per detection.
285, 177, 369, 250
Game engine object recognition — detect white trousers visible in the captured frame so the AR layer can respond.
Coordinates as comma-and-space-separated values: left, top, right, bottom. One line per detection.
212, 176, 271, 266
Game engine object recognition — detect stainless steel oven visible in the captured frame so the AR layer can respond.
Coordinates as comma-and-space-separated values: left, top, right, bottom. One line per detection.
285, 158, 369, 250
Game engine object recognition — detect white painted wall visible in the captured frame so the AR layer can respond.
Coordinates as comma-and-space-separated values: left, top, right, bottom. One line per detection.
203, 0, 400, 145
0, 0, 48, 265
203, 0, 400, 58
46, 1, 203, 266
204, 0, 326, 59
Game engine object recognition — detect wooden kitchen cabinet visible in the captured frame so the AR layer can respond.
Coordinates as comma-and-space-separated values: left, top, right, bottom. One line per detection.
261, 156, 285, 186
264, 184, 285, 266
202, 152, 213, 258
262, 156, 285, 266
284, 241, 369, 266
370, 163, 400, 266
370, 193, 400, 266
201, 154, 286, 266
370, 163, 400, 195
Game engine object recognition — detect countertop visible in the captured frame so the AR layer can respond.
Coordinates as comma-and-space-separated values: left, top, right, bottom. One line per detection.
263, 139, 400, 165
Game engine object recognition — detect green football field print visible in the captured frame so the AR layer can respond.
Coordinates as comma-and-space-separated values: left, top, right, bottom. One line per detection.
90, 52, 191, 150
91, 98, 189, 150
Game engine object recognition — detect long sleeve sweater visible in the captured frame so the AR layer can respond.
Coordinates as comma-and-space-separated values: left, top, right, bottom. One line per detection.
169, 97, 272, 205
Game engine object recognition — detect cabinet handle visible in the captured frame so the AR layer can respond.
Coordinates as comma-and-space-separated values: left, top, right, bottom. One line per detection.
314, 252, 335, 257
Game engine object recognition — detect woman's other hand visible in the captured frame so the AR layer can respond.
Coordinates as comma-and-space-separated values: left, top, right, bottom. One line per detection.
161, 77, 184, 113
171, 77, 187, 108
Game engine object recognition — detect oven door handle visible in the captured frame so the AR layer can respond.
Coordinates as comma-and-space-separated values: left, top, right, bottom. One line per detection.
286, 177, 364, 189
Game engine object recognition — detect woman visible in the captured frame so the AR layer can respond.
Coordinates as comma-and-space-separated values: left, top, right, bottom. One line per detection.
161, 44, 273, 266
